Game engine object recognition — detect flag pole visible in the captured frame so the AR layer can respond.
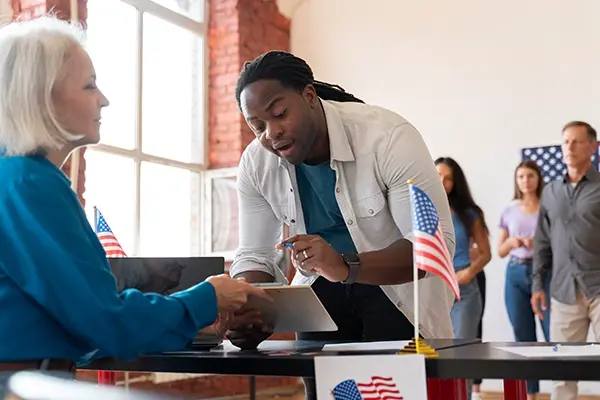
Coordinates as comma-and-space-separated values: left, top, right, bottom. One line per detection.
413, 229, 419, 348
410, 181, 420, 348
93, 206, 98, 233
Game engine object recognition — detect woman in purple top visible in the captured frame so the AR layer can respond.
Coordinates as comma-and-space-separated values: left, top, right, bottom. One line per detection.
498, 160, 550, 399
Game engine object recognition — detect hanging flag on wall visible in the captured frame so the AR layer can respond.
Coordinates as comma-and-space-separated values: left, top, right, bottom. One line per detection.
521, 144, 599, 183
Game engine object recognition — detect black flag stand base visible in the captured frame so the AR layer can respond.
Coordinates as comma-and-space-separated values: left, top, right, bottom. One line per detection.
399, 337, 439, 358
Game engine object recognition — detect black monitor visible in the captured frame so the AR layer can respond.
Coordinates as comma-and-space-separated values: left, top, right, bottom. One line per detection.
108, 257, 224, 295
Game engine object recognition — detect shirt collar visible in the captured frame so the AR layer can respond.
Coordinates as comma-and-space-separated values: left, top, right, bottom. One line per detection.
321, 99, 355, 162
562, 166, 600, 183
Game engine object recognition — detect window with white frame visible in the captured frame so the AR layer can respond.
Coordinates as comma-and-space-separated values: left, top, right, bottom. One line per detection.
84, 0, 207, 257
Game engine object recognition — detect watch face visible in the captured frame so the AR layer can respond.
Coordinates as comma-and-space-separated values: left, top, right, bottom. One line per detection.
343, 252, 360, 264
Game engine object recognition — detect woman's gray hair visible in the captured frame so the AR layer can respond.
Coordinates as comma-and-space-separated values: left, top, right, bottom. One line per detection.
0, 16, 85, 156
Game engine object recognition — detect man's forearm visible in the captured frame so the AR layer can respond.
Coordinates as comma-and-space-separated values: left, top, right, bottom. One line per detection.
355, 239, 424, 285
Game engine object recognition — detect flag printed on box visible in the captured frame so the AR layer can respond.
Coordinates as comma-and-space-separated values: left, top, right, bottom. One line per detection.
409, 183, 460, 300
521, 144, 600, 183
332, 376, 403, 400
94, 207, 127, 258
315, 355, 426, 400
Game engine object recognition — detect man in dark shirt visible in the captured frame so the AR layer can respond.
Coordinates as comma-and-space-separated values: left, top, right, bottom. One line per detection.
532, 121, 600, 400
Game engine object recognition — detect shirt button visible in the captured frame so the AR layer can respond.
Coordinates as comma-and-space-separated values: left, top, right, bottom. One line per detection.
368, 209, 374, 215
290, 188, 293, 192
335, 187, 341, 193
396, 301, 403, 308
283, 215, 288, 220
290, 219, 296, 223
347, 219, 354, 225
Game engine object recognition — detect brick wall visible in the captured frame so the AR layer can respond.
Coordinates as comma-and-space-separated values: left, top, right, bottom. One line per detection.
208, 0, 290, 168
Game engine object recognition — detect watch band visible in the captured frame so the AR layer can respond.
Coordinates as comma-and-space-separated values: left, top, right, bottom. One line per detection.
340, 252, 360, 284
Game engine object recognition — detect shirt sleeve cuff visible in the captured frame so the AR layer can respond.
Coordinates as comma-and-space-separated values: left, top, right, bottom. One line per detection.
171, 281, 218, 329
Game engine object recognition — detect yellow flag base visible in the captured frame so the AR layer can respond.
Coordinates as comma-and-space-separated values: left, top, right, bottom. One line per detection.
398, 337, 439, 358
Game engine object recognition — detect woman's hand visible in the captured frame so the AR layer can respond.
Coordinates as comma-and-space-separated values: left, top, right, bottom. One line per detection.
206, 274, 272, 313
455, 268, 476, 285
508, 236, 524, 249
277, 234, 349, 283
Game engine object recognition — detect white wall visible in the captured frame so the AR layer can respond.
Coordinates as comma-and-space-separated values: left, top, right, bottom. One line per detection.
0, 0, 13, 23
288, 0, 600, 394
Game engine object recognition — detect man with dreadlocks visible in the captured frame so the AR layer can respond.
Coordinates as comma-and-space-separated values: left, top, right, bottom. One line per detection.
227, 51, 455, 396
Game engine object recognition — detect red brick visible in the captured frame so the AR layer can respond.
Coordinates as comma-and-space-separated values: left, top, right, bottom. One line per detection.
208, 0, 289, 168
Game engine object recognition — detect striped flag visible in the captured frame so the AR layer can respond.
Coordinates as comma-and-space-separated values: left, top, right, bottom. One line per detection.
94, 207, 127, 258
332, 376, 403, 400
409, 183, 460, 300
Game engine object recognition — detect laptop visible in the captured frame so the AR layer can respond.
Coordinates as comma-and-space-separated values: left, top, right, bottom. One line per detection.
108, 257, 224, 349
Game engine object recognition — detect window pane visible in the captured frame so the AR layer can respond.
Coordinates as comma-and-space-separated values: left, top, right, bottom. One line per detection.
84, 150, 136, 255
142, 13, 203, 164
86, 0, 137, 149
139, 162, 201, 256
211, 176, 238, 253
150, 0, 204, 22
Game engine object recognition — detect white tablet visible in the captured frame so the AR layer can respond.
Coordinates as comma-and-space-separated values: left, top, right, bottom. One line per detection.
248, 284, 337, 333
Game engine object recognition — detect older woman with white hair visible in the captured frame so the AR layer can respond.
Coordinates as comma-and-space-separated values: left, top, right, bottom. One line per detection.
0, 16, 269, 389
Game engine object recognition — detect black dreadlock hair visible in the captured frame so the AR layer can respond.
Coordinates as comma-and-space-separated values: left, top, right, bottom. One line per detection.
235, 51, 363, 108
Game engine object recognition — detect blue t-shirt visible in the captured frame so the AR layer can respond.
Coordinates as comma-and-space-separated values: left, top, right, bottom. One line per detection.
295, 162, 356, 254
452, 210, 477, 269
0, 155, 217, 363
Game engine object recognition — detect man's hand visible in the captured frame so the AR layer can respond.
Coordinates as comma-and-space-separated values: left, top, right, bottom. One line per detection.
277, 234, 349, 282
531, 290, 548, 320
206, 274, 272, 313
225, 308, 273, 350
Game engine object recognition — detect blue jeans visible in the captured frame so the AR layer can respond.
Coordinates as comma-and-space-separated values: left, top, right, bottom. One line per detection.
451, 278, 482, 339
505, 257, 550, 394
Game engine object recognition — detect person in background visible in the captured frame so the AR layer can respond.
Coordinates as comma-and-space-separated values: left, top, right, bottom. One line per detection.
435, 157, 491, 400
229, 51, 455, 400
498, 160, 549, 400
0, 17, 269, 394
532, 121, 600, 400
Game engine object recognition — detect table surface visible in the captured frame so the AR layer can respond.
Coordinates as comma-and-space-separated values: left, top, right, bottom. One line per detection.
85, 340, 600, 381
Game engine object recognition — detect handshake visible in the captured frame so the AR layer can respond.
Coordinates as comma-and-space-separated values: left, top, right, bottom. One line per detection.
205, 275, 275, 350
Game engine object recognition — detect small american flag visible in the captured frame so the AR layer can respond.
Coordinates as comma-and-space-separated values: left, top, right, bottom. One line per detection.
94, 207, 127, 258
521, 144, 599, 183
409, 183, 460, 300
332, 376, 403, 400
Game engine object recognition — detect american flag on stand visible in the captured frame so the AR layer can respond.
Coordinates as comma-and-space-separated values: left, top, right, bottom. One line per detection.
332, 376, 403, 400
409, 183, 460, 300
94, 207, 125, 386
94, 207, 127, 258
521, 144, 599, 183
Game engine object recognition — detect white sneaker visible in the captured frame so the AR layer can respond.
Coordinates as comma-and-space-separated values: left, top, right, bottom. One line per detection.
471, 393, 482, 400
